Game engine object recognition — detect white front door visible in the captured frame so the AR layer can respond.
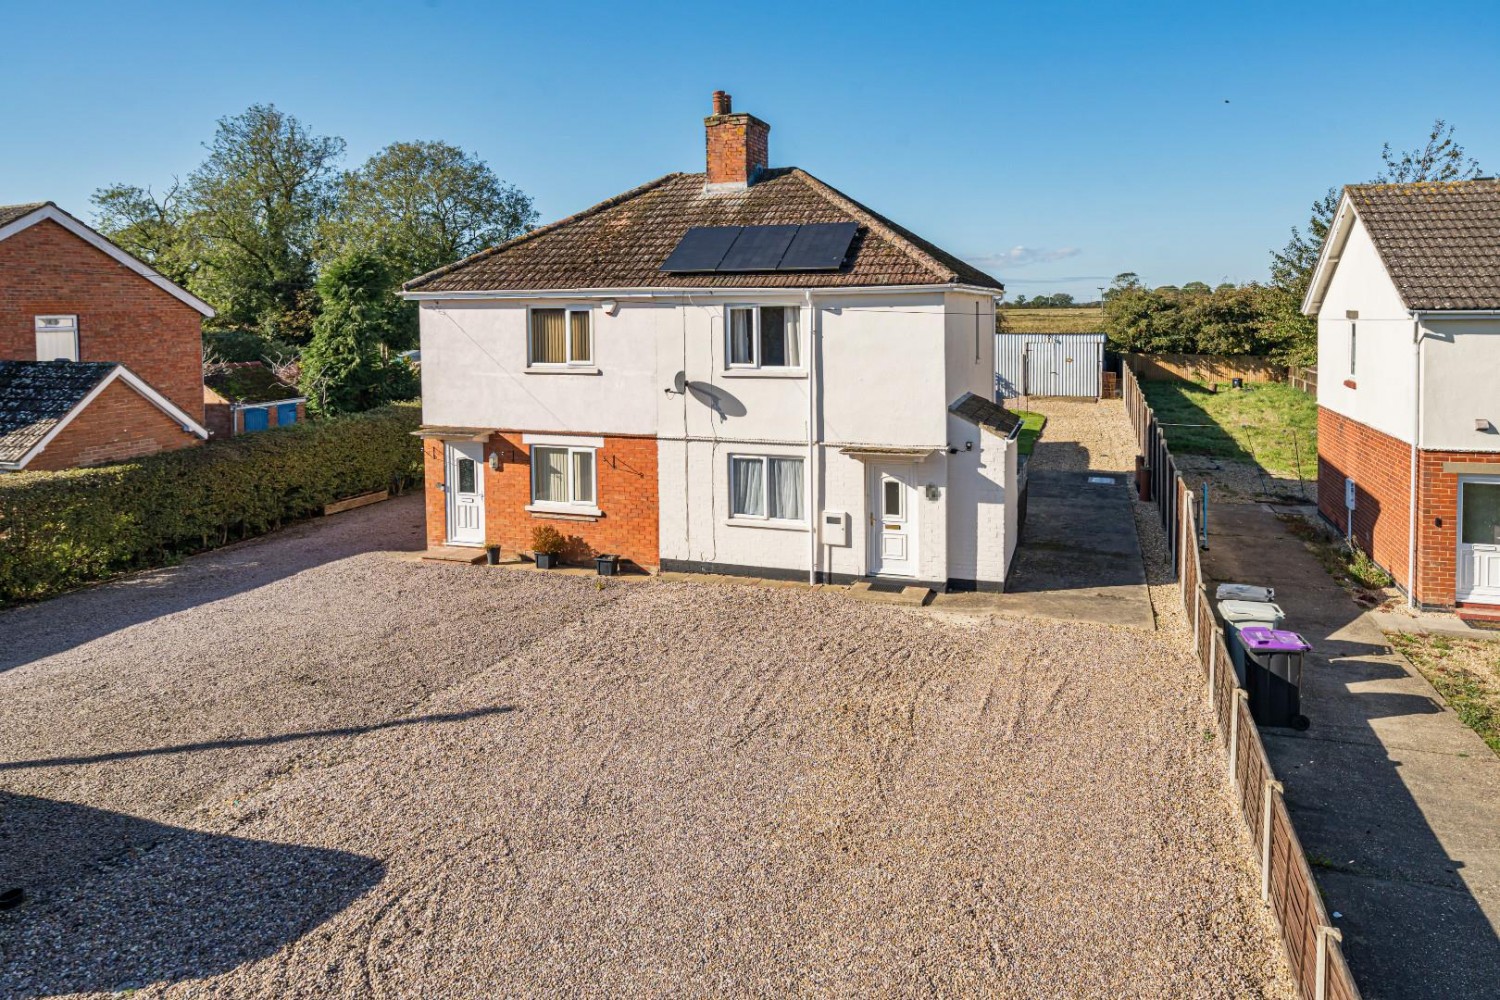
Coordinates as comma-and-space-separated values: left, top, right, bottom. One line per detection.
1457, 477, 1500, 603
870, 465, 918, 578
445, 442, 485, 546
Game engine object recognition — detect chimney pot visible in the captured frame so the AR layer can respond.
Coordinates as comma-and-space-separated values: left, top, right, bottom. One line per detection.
712, 90, 732, 115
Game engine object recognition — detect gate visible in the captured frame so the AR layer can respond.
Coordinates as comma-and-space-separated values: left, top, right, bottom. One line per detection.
995, 333, 1103, 400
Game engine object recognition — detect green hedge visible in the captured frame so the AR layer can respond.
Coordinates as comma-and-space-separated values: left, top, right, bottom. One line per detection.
0, 402, 423, 605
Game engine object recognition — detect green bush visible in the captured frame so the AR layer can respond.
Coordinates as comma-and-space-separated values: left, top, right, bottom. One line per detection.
0, 402, 423, 605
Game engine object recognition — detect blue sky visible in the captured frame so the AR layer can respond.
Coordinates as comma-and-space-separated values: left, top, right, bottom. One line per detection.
3, 1, 1497, 300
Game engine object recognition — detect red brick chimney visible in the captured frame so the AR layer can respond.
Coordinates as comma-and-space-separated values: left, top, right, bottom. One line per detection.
704, 90, 769, 188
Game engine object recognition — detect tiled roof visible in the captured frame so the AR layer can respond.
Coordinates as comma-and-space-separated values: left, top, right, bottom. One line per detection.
0, 202, 48, 228
948, 391, 1020, 435
205, 362, 303, 404
405, 169, 1002, 293
0, 360, 116, 465
1348, 179, 1500, 310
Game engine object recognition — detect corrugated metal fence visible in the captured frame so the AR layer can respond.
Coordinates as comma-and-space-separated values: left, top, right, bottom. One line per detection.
995, 333, 1104, 399
1125, 365, 1362, 1000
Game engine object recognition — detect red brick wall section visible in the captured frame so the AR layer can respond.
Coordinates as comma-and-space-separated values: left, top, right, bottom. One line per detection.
0, 219, 205, 424
704, 113, 769, 185
26, 379, 201, 471
1316, 406, 1411, 589
422, 432, 660, 568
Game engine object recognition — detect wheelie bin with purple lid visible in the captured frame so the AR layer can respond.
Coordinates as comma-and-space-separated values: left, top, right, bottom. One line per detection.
1239, 626, 1311, 730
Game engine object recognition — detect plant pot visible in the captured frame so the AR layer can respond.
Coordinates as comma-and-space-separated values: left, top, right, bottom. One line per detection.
485, 545, 500, 566
534, 552, 559, 569
595, 554, 619, 577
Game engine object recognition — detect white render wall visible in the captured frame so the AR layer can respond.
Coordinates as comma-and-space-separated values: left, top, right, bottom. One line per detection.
1419, 317, 1500, 452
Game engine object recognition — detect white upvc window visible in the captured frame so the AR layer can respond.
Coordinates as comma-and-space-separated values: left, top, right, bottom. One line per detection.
531, 444, 597, 507
1349, 322, 1357, 376
729, 454, 805, 522
35, 315, 79, 362
529, 307, 593, 366
726, 305, 801, 369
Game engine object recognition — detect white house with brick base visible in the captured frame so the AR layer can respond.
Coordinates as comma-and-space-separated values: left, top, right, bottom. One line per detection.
1304, 179, 1500, 610
405, 92, 1022, 591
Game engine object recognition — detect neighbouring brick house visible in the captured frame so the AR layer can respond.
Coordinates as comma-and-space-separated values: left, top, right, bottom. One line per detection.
1304, 179, 1500, 610
405, 92, 1022, 589
0, 202, 211, 470
203, 362, 307, 438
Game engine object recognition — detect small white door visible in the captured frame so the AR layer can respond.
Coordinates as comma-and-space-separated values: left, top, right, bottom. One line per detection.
1457, 477, 1500, 603
870, 465, 918, 578
445, 442, 485, 546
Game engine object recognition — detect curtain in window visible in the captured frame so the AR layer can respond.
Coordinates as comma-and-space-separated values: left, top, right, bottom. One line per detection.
729, 308, 754, 365
731, 457, 764, 516
570, 311, 591, 363
782, 307, 800, 367
531, 309, 566, 364
572, 450, 595, 504
534, 447, 567, 502
768, 458, 803, 520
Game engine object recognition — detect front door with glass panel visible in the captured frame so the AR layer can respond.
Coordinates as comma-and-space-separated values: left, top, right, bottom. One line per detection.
1457, 477, 1500, 603
445, 442, 485, 546
870, 465, 918, 578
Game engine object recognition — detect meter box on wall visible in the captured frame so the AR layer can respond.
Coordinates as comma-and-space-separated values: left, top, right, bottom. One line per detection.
822, 510, 849, 547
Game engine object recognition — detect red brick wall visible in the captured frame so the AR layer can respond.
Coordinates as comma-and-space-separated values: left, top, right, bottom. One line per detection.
0, 219, 205, 424
422, 432, 660, 568
705, 113, 769, 185
1317, 406, 1411, 589
27, 379, 202, 471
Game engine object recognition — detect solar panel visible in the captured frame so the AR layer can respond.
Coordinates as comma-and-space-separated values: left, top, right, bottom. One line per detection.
659, 226, 742, 273
716, 225, 799, 272
779, 222, 858, 271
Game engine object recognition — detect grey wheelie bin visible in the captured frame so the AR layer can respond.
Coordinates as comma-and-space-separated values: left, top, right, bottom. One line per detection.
1239, 626, 1311, 730
1218, 599, 1285, 686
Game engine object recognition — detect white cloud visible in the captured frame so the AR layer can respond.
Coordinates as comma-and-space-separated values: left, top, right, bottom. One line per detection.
966, 246, 1082, 270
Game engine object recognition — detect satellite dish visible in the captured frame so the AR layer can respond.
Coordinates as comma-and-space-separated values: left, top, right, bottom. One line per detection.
671, 371, 687, 394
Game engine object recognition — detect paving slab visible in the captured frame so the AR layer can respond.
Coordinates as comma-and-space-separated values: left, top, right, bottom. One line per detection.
1201, 501, 1500, 999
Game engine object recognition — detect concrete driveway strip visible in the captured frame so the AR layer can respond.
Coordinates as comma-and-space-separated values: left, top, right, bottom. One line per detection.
1201, 501, 1500, 1000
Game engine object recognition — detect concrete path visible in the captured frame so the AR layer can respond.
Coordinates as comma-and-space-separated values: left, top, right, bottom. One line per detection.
1201, 502, 1500, 1000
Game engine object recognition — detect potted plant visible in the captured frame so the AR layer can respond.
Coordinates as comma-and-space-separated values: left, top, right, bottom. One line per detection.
531, 525, 565, 569
595, 553, 619, 577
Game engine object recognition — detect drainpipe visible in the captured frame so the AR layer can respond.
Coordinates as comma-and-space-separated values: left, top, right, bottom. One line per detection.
1408, 313, 1424, 609
806, 289, 820, 585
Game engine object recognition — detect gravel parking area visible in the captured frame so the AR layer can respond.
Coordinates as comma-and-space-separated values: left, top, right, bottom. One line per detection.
0, 495, 1293, 998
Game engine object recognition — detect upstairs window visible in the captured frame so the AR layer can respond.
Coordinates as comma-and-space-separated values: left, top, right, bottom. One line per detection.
727, 305, 800, 369
530, 308, 592, 366
1349, 322, 1357, 376
35, 315, 79, 362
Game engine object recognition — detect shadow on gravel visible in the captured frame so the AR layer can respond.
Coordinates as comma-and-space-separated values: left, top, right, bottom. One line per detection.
0, 493, 426, 674
0, 792, 383, 997
0, 705, 517, 771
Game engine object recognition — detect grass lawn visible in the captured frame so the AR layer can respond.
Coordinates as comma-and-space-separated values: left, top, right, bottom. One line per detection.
1140, 380, 1317, 478
1015, 410, 1046, 456
1387, 632, 1500, 757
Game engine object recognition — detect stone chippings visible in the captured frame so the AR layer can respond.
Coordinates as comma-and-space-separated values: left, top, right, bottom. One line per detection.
0, 497, 1293, 998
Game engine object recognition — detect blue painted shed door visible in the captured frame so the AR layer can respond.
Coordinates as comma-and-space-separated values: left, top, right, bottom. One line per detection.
242, 407, 269, 432
276, 402, 298, 426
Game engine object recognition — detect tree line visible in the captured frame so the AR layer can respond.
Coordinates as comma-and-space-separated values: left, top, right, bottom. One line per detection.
1099, 120, 1482, 365
94, 104, 538, 413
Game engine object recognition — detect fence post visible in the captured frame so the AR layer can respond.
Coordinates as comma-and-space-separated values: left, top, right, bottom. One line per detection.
1261, 780, 1284, 902
1315, 925, 1343, 1000
1229, 689, 1248, 782
1192, 586, 1206, 663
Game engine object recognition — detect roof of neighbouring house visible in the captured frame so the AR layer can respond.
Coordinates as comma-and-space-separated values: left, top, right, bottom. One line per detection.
0, 360, 118, 465
404, 169, 1003, 294
1345, 179, 1500, 310
205, 362, 304, 404
948, 391, 1021, 435
0, 202, 48, 228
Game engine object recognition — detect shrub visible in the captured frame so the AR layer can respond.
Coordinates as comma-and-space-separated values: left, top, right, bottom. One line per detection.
0, 403, 422, 605
531, 525, 566, 556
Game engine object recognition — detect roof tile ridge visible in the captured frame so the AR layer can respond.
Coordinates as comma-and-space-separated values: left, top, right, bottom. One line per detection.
788, 168, 956, 282
404, 173, 687, 291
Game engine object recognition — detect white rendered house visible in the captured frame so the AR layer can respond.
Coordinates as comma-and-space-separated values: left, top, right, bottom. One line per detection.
405, 92, 1020, 590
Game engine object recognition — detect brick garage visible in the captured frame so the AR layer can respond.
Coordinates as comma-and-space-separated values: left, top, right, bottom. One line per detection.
423, 433, 660, 569
0, 218, 206, 425
26, 379, 201, 471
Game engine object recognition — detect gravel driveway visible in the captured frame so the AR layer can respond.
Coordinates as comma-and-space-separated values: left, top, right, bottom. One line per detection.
0, 495, 1292, 998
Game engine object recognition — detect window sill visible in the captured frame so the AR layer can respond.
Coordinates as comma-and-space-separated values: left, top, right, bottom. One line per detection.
721, 368, 808, 379
525, 366, 601, 376
724, 517, 808, 532
526, 504, 602, 521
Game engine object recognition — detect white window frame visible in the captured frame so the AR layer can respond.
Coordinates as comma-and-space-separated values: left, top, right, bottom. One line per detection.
529, 443, 598, 511
1349, 321, 1357, 376
728, 453, 806, 525
725, 304, 802, 371
35, 314, 80, 362
527, 306, 594, 368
